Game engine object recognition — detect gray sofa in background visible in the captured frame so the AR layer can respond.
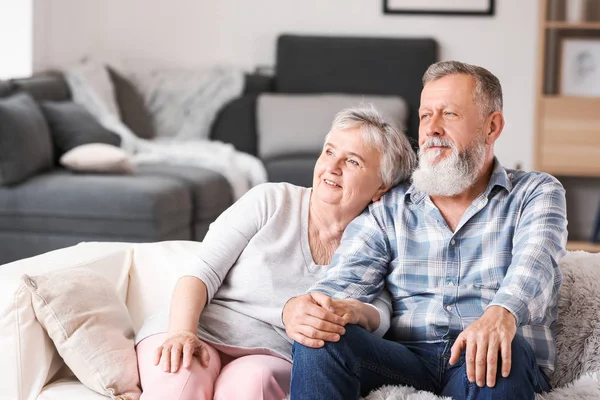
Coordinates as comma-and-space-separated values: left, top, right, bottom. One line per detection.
0, 34, 437, 264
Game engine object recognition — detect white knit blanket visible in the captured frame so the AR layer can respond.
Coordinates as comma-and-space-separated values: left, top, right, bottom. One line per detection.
64, 65, 267, 200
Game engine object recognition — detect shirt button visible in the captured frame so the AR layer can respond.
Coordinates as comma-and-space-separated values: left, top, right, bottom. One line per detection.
451, 239, 456, 246
446, 305, 452, 311
447, 281, 454, 286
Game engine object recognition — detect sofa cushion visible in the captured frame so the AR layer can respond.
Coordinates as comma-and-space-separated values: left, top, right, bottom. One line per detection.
0, 243, 134, 400
40, 101, 121, 157
135, 164, 232, 223
0, 170, 192, 239
0, 92, 54, 185
0, 80, 13, 97
60, 144, 134, 174
211, 95, 258, 156
23, 267, 141, 399
11, 74, 70, 102
264, 156, 318, 188
39, 379, 111, 400
108, 67, 155, 139
256, 93, 408, 160
275, 35, 437, 143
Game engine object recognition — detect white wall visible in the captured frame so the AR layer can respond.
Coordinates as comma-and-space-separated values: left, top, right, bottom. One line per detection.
33, 0, 540, 170
0, 0, 32, 79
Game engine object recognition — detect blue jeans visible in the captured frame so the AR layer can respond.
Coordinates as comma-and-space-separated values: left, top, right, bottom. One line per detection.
290, 325, 550, 400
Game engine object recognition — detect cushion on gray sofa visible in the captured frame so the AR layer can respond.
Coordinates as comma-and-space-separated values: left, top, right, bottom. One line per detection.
134, 164, 233, 240
256, 93, 408, 161
40, 101, 122, 158
0, 80, 13, 97
212, 96, 259, 156
264, 156, 319, 188
0, 93, 54, 186
11, 74, 71, 102
0, 170, 192, 239
275, 35, 437, 144
108, 67, 156, 140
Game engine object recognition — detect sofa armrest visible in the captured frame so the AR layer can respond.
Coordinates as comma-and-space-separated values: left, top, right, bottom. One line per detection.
0, 242, 134, 400
127, 241, 208, 332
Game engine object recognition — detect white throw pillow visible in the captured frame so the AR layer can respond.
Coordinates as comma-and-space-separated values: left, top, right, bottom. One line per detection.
256, 93, 408, 160
60, 143, 134, 174
22, 267, 141, 400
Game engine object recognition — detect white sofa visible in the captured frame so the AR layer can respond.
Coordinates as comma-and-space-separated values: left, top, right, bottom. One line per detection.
1, 242, 599, 400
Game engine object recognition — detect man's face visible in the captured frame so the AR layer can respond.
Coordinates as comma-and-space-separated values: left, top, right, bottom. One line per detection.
418, 74, 486, 162
412, 74, 490, 197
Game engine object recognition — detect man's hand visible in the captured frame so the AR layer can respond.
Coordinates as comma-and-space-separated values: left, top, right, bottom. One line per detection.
449, 306, 517, 388
283, 293, 347, 348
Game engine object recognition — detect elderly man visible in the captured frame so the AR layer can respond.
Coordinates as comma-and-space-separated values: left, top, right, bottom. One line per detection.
283, 61, 567, 399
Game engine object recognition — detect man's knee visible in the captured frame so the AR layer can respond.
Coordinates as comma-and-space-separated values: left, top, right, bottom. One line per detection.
292, 324, 366, 364
506, 334, 537, 375
480, 335, 541, 397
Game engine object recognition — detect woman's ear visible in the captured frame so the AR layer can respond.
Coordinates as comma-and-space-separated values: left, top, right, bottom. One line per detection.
371, 185, 391, 202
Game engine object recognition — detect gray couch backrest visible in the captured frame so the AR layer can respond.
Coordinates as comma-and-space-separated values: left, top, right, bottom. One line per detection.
275, 34, 438, 145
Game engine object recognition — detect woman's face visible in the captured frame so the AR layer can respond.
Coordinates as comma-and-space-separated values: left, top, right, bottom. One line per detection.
312, 127, 389, 213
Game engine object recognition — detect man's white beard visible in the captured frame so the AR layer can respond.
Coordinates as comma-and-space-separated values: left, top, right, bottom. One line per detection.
411, 136, 487, 197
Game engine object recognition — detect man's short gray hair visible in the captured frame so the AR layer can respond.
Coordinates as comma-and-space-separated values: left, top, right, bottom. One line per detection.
422, 61, 503, 116
325, 105, 416, 187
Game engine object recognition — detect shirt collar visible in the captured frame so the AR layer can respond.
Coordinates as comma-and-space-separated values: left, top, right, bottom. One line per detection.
404, 157, 512, 205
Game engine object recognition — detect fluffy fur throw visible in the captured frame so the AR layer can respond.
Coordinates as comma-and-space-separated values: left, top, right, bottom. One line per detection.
285, 251, 600, 400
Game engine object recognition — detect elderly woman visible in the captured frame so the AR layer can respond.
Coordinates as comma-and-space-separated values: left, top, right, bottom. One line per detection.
135, 105, 416, 400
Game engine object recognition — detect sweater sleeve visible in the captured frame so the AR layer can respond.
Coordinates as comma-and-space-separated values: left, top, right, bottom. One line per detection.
179, 184, 273, 302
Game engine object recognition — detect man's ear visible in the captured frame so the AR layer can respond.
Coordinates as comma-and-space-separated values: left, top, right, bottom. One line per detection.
371, 185, 391, 202
484, 111, 504, 145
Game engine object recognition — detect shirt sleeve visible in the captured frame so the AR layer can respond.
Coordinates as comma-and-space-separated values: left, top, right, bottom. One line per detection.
364, 289, 393, 337
307, 205, 392, 303
488, 177, 568, 326
178, 184, 271, 302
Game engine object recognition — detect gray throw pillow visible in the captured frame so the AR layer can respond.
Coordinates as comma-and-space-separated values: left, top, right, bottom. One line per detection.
40, 101, 121, 158
0, 92, 54, 185
256, 93, 408, 160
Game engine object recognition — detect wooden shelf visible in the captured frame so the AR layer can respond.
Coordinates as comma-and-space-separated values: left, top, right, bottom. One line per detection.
543, 94, 600, 100
567, 241, 600, 252
546, 21, 600, 30
536, 97, 600, 176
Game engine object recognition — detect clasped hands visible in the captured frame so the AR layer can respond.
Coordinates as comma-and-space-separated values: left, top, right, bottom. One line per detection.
284, 295, 517, 389
155, 292, 362, 374
282, 292, 366, 348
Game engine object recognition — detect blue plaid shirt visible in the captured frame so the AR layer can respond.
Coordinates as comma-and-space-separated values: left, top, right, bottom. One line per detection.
309, 160, 567, 375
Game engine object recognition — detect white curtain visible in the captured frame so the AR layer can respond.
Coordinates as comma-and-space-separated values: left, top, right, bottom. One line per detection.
0, 0, 32, 80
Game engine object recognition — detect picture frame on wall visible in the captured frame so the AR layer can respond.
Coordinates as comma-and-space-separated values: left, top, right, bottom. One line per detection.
383, 0, 495, 16
560, 38, 600, 97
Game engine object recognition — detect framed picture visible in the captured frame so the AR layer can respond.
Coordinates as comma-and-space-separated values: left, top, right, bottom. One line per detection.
383, 0, 495, 16
560, 38, 600, 97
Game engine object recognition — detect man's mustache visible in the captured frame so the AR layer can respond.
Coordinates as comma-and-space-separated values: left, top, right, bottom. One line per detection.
422, 137, 455, 150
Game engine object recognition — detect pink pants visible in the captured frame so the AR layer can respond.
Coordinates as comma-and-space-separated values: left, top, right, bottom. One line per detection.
136, 333, 292, 400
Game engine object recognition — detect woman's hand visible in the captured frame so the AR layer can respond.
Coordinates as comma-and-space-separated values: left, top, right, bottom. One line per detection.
153, 331, 211, 373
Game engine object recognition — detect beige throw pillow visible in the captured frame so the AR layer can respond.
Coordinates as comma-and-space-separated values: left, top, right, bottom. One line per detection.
60, 143, 134, 174
22, 268, 141, 400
